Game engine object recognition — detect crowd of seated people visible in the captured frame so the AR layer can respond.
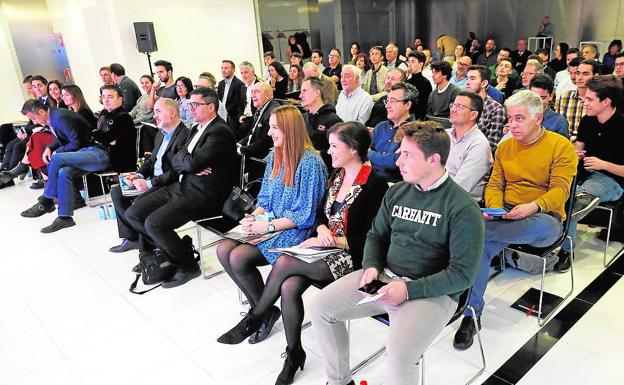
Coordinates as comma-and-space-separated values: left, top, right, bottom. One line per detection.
2, 30, 624, 385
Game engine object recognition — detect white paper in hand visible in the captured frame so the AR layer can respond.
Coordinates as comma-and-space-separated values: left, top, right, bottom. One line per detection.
357, 291, 386, 305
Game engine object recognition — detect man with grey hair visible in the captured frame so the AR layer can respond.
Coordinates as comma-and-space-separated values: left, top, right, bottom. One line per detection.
385, 43, 407, 70
303, 62, 338, 105
335, 64, 373, 124
453, 89, 577, 350
239, 61, 260, 123
108, 98, 189, 253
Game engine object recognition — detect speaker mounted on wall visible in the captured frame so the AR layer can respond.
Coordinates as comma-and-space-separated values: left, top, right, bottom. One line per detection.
133, 22, 158, 53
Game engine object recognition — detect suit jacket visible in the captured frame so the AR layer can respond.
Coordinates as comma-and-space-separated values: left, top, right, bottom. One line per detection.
511, 50, 532, 73
118, 76, 142, 112
218, 76, 247, 125
171, 117, 237, 205
239, 99, 281, 159
47, 108, 92, 153
137, 121, 189, 188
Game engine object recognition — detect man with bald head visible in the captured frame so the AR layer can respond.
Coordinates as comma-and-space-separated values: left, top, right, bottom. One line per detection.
238, 81, 281, 180
303, 62, 338, 105
109, 98, 189, 253
450, 56, 472, 90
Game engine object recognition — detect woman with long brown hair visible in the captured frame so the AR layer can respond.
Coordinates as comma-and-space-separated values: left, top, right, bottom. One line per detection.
216, 104, 326, 348
61, 84, 97, 128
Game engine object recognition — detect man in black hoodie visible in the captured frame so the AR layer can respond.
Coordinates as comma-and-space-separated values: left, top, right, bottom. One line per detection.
301, 77, 342, 169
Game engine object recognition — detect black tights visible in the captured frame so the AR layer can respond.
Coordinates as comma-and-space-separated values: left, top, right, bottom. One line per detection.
217, 240, 334, 348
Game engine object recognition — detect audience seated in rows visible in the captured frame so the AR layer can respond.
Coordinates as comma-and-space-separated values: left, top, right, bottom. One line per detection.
109, 98, 189, 253
362, 46, 388, 102
126, 87, 237, 288
453, 90, 577, 350
312, 121, 484, 385
555, 59, 600, 137
446, 91, 493, 200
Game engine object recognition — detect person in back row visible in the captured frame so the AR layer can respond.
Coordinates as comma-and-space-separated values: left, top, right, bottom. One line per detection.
427, 60, 461, 120
453, 90, 577, 350
108, 98, 189, 253
311, 120, 484, 385
335, 65, 373, 124
217, 121, 387, 385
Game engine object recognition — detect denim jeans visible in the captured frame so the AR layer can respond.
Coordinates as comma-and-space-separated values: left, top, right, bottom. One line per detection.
561, 171, 624, 252
465, 213, 563, 318
44, 147, 110, 217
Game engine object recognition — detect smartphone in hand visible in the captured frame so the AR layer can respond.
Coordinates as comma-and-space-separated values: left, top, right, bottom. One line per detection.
358, 279, 386, 295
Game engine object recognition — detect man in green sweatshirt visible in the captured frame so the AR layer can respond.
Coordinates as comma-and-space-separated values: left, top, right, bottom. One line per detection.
310, 120, 484, 385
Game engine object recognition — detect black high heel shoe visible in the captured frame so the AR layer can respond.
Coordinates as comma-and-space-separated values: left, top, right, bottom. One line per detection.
275, 345, 306, 385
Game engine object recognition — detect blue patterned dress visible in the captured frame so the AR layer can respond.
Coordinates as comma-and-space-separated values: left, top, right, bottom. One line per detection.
256, 149, 327, 264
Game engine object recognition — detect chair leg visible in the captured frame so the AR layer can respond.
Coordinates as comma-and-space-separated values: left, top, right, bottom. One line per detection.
196, 224, 204, 277
420, 354, 425, 385
82, 174, 96, 207
598, 206, 615, 267
537, 236, 575, 326
466, 305, 486, 385
99, 175, 109, 218
347, 319, 386, 376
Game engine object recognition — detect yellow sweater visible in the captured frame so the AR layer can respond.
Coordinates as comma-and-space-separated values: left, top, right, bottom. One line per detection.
486, 130, 578, 220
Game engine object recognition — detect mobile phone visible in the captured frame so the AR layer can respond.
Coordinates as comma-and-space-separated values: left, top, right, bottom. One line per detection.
481, 208, 508, 217
358, 279, 386, 295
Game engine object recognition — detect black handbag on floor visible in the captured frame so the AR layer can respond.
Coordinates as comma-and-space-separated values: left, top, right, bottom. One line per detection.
222, 179, 262, 221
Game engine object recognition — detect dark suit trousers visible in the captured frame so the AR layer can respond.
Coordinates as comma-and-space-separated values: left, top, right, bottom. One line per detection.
125, 183, 219, 268
110, 185, 139, 241
3, 137, 27, 169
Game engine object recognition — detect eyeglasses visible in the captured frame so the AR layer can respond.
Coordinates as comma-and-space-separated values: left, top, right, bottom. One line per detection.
615, 62, 624, 67
384, 98, 409, 105
521, 71, 536, 77
189, 101, 209, 109
457, 62, 470, 67
449, 102, 475, 111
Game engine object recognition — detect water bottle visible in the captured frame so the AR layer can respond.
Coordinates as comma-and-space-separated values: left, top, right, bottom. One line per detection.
98, 205, 106, 220
107, 204, 116, 220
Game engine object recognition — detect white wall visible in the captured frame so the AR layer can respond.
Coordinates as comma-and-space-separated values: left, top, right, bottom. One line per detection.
0, 3, 30, 122
45, 0, 262, 109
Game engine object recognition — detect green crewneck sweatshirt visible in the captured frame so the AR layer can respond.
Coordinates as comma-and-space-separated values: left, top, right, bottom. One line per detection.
363, 176, 484, 302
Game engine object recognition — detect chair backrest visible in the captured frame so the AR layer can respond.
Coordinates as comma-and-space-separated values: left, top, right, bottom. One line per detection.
559, 175, 578, 241
449, 287, 472, 325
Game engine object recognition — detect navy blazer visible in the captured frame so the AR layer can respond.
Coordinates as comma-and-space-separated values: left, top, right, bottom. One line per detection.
218, 76, 247, 124
137, 121, 189, 188
47, 108, 92, 153
171, 117, 237, 205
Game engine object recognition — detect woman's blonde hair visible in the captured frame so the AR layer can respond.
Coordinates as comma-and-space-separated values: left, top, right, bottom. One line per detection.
270, 105, 315, 186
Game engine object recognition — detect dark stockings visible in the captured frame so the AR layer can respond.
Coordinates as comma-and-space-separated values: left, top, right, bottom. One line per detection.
255, 255, 334, 348
217, 239, 269, 307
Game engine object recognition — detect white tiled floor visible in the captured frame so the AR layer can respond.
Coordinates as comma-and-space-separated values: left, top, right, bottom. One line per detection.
1, 180, 623, 385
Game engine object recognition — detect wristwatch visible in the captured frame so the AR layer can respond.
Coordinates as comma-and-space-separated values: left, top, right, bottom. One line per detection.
267, 221, 276, 232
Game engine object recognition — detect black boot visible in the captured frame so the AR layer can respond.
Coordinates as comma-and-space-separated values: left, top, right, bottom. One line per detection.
217, 310, 262, 344
275, 345, 306, 385
1, 162, 29, 178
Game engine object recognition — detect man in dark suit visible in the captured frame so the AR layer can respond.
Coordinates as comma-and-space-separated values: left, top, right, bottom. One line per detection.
218, 60, 246, 129
110, 63, 142, 112
126, 87, 237, 288
108, 98, 189, 253
238, 82, 281, 182
511, 38, 532, 75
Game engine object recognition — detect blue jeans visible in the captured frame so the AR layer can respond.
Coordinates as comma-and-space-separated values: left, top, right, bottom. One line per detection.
465, 213, 563, 318
561, 171, 624, 252
44, 147, 110, 217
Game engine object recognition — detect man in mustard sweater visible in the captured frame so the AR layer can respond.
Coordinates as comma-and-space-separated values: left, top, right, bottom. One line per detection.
311, 121, 484, 385
454, 90, 578, 350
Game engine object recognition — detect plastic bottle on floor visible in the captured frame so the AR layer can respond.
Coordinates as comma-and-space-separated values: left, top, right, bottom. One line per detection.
98, 205, 106, 220
107, 204, 116, 220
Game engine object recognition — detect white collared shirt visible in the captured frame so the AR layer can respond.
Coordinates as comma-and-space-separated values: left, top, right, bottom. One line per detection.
187, 117, 215, 154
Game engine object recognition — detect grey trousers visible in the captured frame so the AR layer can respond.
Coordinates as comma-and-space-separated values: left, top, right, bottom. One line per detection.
310, 269, 457, 385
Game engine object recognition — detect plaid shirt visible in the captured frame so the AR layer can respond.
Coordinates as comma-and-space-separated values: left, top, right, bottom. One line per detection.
478, 96, 506, 151
554, 89, 586, 137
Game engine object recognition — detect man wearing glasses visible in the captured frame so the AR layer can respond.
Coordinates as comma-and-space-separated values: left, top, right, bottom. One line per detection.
323, 48, 343, 90
446, 92, 492, 200
126, 87, 237, 288
450, 56, 473, 91
369, 82, 417, 182
465, 65, 506, 151
615, 52, 624, 81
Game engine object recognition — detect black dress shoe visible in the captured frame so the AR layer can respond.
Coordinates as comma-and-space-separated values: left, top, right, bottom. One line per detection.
217, 310, 263, 344
0, 178, 15, 189
1, 162, 28, 179
30, 180, 45, 189
21, 201, 55, 217
453, 316, 481, 350
41, 217, 76, 233
249, 305, 281, 344
109, 239, 139, 253
161, 264, 201, 289
131, 263, 141, 273
554, 249, 571, 273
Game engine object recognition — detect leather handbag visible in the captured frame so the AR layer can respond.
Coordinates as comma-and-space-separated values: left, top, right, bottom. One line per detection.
222, 179, 262, 221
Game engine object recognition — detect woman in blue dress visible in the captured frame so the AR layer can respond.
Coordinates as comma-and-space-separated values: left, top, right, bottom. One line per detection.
216, 104, 327, 334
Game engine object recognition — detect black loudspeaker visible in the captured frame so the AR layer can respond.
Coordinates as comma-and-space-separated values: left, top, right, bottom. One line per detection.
133, 22, 158, 53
